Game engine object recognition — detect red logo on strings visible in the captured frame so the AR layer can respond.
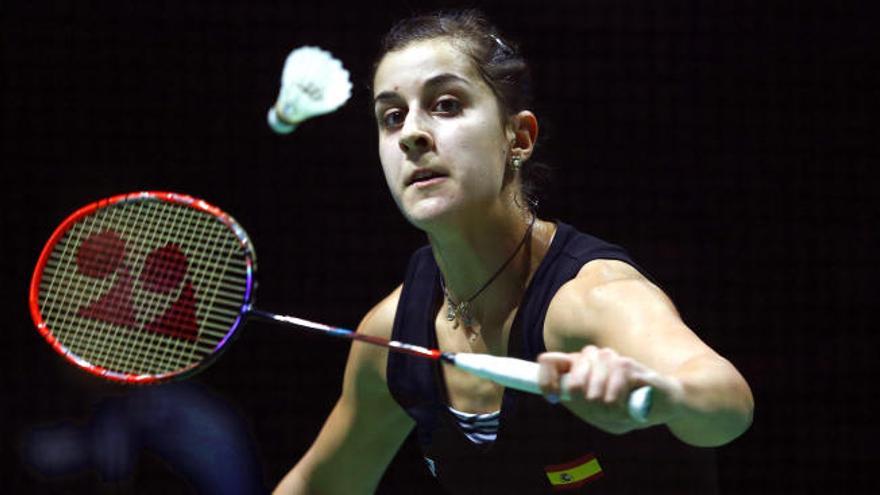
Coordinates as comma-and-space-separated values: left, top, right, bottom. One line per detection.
75, 230, 199, 341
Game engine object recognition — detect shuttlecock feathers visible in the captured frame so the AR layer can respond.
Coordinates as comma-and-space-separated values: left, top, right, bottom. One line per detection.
267, 46, 352, 134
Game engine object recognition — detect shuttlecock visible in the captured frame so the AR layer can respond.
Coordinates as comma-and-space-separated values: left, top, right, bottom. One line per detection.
267, 46, 352, 134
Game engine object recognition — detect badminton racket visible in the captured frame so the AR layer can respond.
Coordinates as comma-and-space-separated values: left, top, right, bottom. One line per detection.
29, 192, 653, 421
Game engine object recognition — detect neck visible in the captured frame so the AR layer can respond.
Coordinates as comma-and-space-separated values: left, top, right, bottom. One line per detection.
427, 206, 550, 327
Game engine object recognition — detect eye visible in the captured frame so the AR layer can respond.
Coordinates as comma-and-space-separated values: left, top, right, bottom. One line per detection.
433, 97, 462, 115
380, 109, 405, 129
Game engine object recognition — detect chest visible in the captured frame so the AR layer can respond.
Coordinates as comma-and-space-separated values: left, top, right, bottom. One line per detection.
434, 308, 519, 413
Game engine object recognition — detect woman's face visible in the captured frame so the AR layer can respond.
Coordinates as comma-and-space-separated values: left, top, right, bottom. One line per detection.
373, 38, 513, 229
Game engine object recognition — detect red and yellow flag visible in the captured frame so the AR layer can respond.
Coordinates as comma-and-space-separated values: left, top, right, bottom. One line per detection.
544, 453, 603, 491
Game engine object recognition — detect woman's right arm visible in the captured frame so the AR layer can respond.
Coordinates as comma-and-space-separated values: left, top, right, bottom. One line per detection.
273, 286, 415, 495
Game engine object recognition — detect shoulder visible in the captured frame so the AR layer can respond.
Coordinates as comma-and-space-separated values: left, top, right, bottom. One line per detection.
343, 285, 402, 393
543, 259, 680, 352
358, 285, 402, 340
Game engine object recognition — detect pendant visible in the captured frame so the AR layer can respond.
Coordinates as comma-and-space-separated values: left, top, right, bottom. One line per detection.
446, 300, 472, 330
446, 305, 458, 329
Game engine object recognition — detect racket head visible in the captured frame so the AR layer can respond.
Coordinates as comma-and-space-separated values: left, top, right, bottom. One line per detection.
29, 192, 256, 384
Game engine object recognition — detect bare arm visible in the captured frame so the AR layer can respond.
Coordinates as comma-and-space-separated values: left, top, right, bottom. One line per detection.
540, 260, 753, 447
274, 287, 415, 494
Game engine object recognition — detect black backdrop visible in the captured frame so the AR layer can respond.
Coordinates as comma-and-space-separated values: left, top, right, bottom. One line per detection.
2, 1, 873, 493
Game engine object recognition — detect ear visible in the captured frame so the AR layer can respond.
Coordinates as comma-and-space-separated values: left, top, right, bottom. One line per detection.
507, 111, 539, 160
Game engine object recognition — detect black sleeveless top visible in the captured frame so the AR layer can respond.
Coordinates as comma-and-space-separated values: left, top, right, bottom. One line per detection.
387, 223, 718, 494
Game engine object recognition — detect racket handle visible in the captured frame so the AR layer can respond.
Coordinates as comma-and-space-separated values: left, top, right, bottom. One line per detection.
450, 353, 653, 423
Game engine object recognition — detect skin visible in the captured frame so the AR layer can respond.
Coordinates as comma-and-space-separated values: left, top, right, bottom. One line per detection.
274, 37, 754, 495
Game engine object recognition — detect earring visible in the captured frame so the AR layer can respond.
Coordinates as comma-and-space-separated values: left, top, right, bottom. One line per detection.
511, 156, 522, 171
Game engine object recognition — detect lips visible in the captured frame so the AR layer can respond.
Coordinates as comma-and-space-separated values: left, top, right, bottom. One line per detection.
406, 168, 449, 186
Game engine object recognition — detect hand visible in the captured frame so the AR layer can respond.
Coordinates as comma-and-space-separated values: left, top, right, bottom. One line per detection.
537, 345, 682, 434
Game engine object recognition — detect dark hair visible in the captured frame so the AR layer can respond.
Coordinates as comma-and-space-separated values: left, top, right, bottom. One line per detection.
374, 9, 550, 210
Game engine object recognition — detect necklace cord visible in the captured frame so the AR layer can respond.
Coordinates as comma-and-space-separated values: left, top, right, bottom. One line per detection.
441, 215, 536, 328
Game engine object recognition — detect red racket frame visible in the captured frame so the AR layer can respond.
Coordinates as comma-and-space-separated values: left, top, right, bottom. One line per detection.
29, 191, 256, 384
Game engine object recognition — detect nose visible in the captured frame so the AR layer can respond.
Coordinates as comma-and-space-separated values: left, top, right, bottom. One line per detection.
398, 112, 434, 155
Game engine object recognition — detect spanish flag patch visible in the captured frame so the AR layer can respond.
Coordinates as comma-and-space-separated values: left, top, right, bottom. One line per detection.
544, 453, 603, 491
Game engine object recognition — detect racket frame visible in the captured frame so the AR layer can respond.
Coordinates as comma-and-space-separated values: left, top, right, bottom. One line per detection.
29, 191, 257, 384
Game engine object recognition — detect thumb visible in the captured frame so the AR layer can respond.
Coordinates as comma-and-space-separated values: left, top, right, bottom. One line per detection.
537, 352, 574, 399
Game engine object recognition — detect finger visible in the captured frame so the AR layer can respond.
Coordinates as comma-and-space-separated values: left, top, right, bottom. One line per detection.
604, 362, 628, 405
537, 359, 561, 395
537, 352, 574, 371
586, 347, 609, 401
565, 350, 592, 395
537, 352, 572, 400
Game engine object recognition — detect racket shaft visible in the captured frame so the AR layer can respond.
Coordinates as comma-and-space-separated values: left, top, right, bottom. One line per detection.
451, 353, 653, 423
252, 309, 441, 359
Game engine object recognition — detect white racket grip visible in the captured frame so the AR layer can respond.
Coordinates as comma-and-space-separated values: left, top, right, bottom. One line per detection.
451, 353, 653, 423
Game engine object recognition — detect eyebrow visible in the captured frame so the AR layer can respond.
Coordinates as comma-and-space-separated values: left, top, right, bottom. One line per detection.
373, 73, 471, 107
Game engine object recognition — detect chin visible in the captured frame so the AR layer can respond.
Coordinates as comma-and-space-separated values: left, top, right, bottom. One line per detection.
400, 196, 459, 231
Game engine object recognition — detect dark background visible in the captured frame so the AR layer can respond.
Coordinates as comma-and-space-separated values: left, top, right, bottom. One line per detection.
2, 0, 873, 493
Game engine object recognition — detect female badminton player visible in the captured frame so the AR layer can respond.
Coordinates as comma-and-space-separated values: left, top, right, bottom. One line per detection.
275, 10, 753, 494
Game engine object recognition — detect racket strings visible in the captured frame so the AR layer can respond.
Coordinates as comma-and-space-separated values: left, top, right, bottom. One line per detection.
77, 202, 178, 374
37, 199, 251, 378
45, 210, 127, 369
45, 202, 225, 374
42, 202, 171, 374
127, 201, 191, 374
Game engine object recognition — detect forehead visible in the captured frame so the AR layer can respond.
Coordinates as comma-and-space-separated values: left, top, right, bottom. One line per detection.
373, 38, 484, 96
